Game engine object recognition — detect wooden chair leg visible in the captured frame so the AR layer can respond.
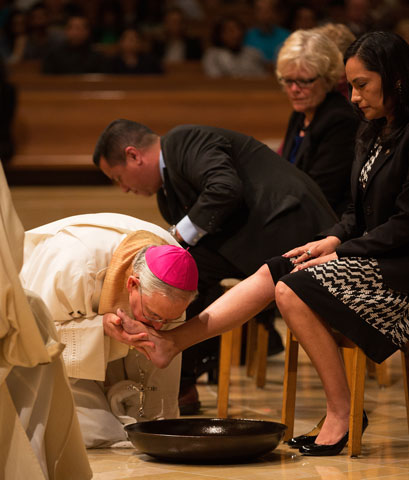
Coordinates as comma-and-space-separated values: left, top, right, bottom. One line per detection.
367, 358, 390, 387
402, 350, 409, 433
217, 329, 233, 418
255, 322, 269, 388
347, 346, 366, 457
217, 278, 243, 417
374, 361, 390, 387
245, 318, 258, 377
366, 357, 376, 379
281, 329, 299, 441
231, 325, 242, 366
342, 348, 355, 388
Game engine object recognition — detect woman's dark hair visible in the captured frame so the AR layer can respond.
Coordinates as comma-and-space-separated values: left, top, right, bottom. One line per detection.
344, 31, 409, 156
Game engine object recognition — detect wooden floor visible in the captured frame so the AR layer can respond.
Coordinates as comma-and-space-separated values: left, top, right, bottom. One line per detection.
11, 185, 409, 479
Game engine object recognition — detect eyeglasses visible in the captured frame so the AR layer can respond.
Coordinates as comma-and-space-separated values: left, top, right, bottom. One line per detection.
138, 284, 186, 325
278, 76, 319, 89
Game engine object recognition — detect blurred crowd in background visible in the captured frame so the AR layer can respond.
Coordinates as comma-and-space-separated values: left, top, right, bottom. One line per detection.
0, 0, 408, 76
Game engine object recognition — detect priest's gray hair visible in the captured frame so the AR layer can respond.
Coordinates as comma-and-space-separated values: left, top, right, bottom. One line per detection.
132, 245, 197, 302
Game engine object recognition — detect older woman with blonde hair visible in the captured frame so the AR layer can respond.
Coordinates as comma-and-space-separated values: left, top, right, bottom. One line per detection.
277, 29, 358, 217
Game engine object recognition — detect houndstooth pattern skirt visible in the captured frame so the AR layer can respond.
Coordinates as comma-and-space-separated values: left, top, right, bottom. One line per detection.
306, 257, 409, 349
267, 255, 409, 363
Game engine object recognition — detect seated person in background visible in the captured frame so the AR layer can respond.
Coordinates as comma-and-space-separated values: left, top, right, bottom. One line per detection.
0, 164, 91, 479
93, 0, 122, 45
23, 2, 64, 61
0, 55, 16, 165
244, 0, 290, 64
119, 31, 409, 458
313, 22, 356, 98
343, 0, 373, 37
202, 16, 267, 78
42, 13, 107, 74
277, 29, 359, 217
151, 7, 203, 64
107, 27, 163, 75
314, 22, 356, 57
286, 3, 319, 31
21, 213, 198, 448
394, 18, 409, 45
1, 8, 27, 65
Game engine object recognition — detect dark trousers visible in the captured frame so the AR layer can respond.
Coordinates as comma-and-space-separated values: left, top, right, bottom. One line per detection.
181, 242, 245, 387
181, 241, 283, 388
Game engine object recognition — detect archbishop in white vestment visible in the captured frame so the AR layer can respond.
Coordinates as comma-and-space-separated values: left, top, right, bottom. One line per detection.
21, 213, 189, 448
0, 164, 91, 479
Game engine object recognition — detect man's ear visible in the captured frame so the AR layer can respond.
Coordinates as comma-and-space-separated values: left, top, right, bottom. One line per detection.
127, 275, 140, 292
125, 146, 142, 165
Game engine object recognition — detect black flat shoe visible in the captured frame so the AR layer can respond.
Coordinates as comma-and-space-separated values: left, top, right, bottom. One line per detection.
287, 416, 325, 448
299, 410, 369, 457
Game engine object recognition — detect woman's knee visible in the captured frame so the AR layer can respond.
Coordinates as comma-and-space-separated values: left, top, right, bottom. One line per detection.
251, 264, 273, 289
275, 281, 297, 314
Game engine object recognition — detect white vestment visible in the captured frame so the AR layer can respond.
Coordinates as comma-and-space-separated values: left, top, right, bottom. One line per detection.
0, 165, 91, 479
21, 213, 183, 447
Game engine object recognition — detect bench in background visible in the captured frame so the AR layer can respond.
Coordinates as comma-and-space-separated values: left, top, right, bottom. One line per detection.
6, 63, 290, 184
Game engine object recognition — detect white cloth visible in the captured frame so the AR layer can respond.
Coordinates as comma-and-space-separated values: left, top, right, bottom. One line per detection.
21, 213, 183, 447
6, 358, 58, 478
70, 351, 182, 448
0, 164, 91, 479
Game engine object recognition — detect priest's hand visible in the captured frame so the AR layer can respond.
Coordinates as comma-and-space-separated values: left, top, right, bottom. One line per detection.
116, 309, 178, 369
102, 312, 154, 356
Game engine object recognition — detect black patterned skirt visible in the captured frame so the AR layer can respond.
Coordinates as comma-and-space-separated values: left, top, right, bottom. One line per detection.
267, 256, 409, 363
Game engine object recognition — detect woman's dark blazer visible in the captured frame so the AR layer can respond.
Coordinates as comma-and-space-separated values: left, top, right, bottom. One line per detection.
325, 123, 409, 294
281, 91, 359, 217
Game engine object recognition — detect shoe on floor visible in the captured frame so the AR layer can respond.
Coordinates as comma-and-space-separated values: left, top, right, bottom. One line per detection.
178, 384, 201, 415
287, 415, 326, 448
267, 326, 284, 356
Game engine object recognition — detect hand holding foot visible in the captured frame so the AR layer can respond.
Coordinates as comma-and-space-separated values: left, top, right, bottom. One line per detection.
116, 309, 179, 368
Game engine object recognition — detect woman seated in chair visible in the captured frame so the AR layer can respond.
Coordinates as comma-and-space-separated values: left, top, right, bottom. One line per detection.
116, 31, 409, 457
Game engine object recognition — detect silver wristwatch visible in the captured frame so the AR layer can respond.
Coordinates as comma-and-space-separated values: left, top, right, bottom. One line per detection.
168, 225, 178, 239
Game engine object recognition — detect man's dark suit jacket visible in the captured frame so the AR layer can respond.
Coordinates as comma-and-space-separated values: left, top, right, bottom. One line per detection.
158, 125, 337, 276
326, 124, 409, 294
281, 91, 358, 217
